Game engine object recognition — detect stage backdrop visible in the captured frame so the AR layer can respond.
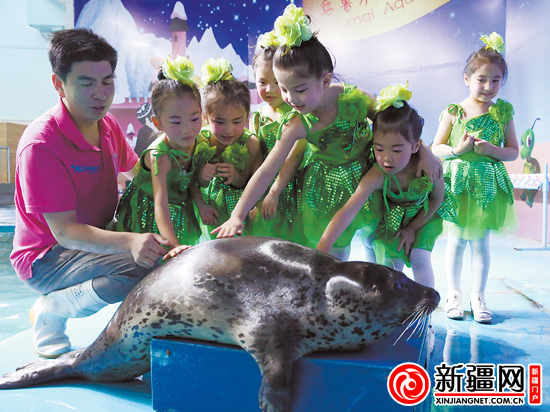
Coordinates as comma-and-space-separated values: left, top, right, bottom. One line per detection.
74, 0, 550, 241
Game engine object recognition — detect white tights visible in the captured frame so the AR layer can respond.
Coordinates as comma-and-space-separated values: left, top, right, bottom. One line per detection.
382, 248, 435, 288
445, 230, 491, 297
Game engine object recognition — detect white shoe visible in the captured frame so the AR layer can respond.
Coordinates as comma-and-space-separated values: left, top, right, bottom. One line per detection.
445, 290, 464, 320
30, 280, 109, 358
471, 295, 492, 324
63, 280, 109, 318
30, 296, 70, 358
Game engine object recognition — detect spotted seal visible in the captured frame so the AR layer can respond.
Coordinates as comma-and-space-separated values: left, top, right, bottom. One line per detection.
0, 237, 439, 411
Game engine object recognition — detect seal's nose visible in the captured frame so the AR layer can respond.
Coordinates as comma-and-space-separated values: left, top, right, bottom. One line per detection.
427, 288, 441, 307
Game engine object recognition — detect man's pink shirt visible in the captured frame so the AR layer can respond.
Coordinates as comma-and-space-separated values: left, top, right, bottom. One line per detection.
11, 99, 138, 281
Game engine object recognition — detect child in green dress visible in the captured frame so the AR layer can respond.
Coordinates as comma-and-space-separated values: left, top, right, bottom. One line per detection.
213, 4, 441, 261
432, 33, 518, 324
318, 84, 454, 288
116, 56, 212, 253
249, 41, 308, 244
195, 58, 261, 239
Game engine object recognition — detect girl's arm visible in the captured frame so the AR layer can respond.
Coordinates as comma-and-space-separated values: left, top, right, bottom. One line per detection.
189, 178, 218, 226
473, 119, 519, 161
317, 167, 384, 253
249, 111, 260, 136
262, 139, 307, 220
150, 151, 180, 248
211, 119, 305, 237
197, 162, 217, 187
432, 111, 475, 159
396, 177, 444, 255
416, 143, 442, 182
431, 111, 455, 158
356, 87, 377, 121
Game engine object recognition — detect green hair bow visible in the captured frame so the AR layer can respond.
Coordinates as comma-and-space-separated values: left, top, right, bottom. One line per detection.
201, 57, 234, 85
258, 30, 281, 49
162, 55, 195, 86
480, 32, 505, 54
272, 4, 313, 49
375, 82, 412, 112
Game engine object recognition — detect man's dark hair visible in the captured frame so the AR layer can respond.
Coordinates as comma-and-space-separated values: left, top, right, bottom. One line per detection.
48, 28, 118, 81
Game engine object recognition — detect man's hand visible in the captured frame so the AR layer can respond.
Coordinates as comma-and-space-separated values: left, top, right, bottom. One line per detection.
129, 233, 171, 267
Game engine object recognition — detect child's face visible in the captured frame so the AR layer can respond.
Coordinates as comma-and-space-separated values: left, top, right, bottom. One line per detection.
152, 95, 202, 150
464, 62, 503, 103
273, 66, 331, 114
373, 131, 420, 175
205, 103, 248, 146
255, 60, 284, 108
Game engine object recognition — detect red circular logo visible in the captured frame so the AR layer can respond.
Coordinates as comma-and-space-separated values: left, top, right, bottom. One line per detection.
387, 362, 431, 406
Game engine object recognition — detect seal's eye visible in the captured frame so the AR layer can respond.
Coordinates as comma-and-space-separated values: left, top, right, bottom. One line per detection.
372, 285, 379, 294
392, 282, 402, 291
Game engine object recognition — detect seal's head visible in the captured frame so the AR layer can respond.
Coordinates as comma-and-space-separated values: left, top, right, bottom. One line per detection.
322, 261, 440, 350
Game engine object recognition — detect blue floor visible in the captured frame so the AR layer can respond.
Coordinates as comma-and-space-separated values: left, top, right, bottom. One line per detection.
0, 204, 548, 410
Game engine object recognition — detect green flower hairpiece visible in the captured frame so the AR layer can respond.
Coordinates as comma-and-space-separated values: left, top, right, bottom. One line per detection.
409, 175, 433, 194
194, 140, 216, 166
375, 82, 412, 112
338, 88, 370, 126
222, 141, 249, 173
488, 98, 514, 124
201, 57, 234, 85
480, 32, 505, 54
273, 4, 313, 48
258, 30, 280, 49
162, 55, 195, 86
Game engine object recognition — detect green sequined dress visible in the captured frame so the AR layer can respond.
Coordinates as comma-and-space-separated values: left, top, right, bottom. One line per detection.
195, 128, 254, 239
249, 104, 308, 244
370, 165, 457, 267
279, 84, 375, 248
441, 99, 517, 240
115, 136, 201, 245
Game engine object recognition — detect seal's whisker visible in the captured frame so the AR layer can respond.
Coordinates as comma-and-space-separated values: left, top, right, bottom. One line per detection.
404, 307, 432, 342
402, 308, 423, 326
406, 315, 425, 341
409, 309, 425, 326
394, 308, 427, 345
398, 313, 419, 338
401, 311, 416, 325
393, 327, 409, 346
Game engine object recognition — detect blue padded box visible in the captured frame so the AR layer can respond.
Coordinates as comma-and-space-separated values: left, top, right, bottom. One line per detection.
151, 325, 431, 412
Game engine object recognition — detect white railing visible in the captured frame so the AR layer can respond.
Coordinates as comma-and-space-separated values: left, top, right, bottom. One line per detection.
0, 147, 10, 183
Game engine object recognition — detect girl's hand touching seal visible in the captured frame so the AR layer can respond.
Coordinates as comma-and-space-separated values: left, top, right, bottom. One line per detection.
163, 244, 193, 260
211, 215, 244, 237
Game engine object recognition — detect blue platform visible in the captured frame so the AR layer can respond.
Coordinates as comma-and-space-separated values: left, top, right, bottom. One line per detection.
150, 325, 430, 412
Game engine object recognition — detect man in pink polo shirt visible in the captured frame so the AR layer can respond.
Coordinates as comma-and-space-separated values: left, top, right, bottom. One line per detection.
11, 28, 170, 358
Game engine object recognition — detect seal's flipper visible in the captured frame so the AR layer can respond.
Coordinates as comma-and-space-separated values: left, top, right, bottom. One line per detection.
0, 355, 80, 389
247, 314, 302, 412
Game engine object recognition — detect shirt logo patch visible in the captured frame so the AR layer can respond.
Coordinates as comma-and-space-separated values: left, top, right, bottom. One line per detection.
71, 165, 100, 174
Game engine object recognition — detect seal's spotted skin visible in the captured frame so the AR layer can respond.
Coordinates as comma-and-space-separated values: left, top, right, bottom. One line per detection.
0, 237, 439, 412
